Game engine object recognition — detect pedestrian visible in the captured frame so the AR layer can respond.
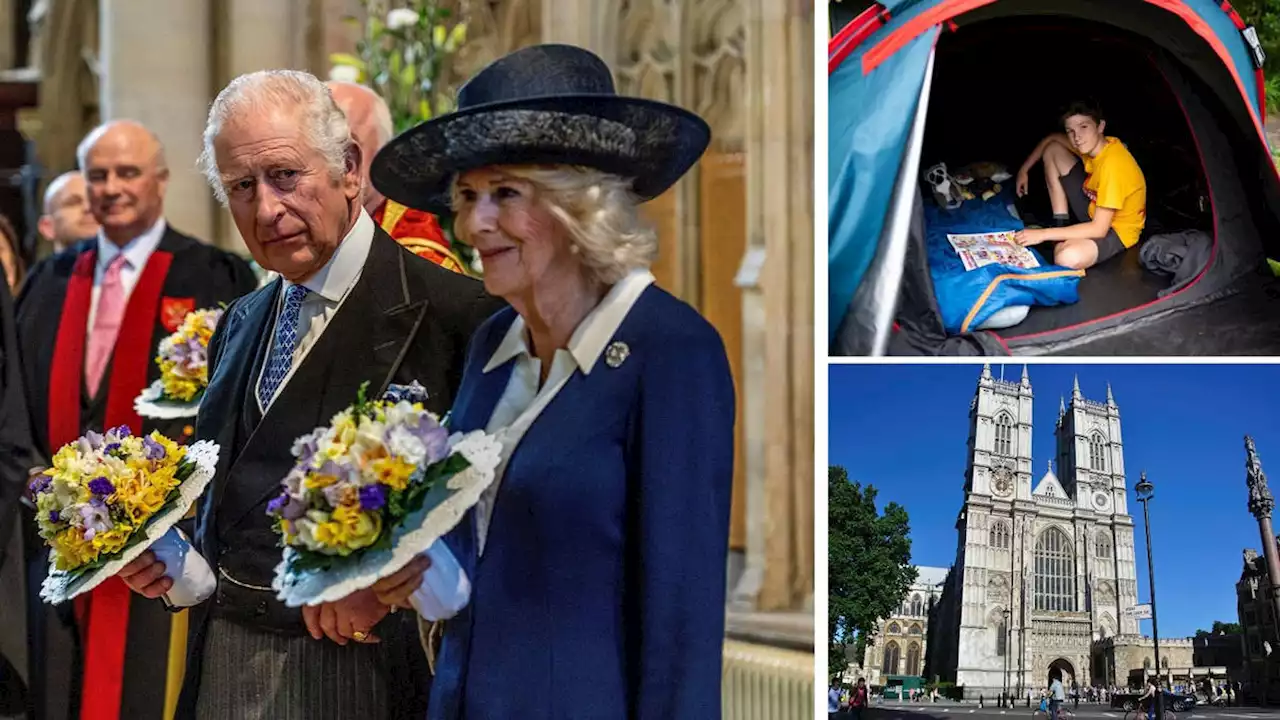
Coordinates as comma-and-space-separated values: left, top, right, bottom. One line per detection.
1072, 679, 1080, 710
1050, 672, 1066, 720
829, 681, 842, 716
851, 678, 870, 720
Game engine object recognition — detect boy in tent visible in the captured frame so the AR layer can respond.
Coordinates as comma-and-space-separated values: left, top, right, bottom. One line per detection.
1013, 102, 1147, 270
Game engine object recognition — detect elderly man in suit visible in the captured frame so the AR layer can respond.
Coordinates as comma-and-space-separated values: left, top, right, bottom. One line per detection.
117, 70, 500, 719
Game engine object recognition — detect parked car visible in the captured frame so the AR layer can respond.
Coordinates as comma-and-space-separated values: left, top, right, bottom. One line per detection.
1111, 691, 1197, 712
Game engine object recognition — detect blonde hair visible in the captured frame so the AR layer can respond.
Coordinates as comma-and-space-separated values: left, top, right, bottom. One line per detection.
451, 165, 657, 284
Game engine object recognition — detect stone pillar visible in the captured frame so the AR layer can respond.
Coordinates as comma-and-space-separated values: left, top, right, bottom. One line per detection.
732, 0, 812, 614
541, 0, 605, 56
100, 0, 214, 244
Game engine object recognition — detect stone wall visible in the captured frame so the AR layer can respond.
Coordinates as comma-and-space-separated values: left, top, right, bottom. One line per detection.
1099, 636, 1195, 686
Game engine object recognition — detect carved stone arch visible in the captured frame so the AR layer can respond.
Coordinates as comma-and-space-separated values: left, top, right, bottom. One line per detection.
1095, 530, 1114, 559
614, 0, 679, 102
1098, 612, 1117, 639
689, 0, 744, 151
451, 0, 543, 80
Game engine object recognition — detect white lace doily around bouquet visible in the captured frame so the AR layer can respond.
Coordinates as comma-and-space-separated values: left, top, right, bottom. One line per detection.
40, 440, 220, 604
272, 431, 502, 607
133, 380, 202, 420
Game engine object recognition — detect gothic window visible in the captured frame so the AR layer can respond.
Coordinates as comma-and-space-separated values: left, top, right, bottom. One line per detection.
990, 522, 1011, 549
1096, 533, 1112, 559
1143, 657, 1152, 670
911, 595, 923, 616
888, 622, 901, 634
995, 415, 1014, 456
906, 642, 921, 676
883, 641, 901, 675
909, 624, 923, 635
1161, 657, 1169, 669
997, 620, 1007, 656
1090, 434, 1107, 471
1034, 527, 1077, 612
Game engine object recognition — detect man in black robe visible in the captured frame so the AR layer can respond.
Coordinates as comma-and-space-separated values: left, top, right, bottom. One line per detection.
12, 120, 257, 720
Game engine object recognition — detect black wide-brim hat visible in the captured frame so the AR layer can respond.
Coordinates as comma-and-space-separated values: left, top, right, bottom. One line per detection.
369, 43, 711, 216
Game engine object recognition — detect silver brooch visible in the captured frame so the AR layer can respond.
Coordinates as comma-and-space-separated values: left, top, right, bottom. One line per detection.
604, 341, 630, 368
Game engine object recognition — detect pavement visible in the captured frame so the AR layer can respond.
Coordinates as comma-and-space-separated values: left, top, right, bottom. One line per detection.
830, 703, 1280, 720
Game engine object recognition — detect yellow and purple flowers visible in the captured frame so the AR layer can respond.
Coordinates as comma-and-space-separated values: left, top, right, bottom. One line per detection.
267, 382, 469, 570
155, 307, 223, 403
32, 426, 192, 572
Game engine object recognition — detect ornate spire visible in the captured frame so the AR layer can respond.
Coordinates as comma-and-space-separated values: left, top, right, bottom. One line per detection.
1107, 382, 1115, 405
1022, 364, 1030, 385
981, 363, 992, 380
1247, 435, 1274, 519
1072, 374, 1082, 399
1059, 396, 1066, 415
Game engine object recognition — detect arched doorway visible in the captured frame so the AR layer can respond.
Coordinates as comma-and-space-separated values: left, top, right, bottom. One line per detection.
1048, 658, 1076, 687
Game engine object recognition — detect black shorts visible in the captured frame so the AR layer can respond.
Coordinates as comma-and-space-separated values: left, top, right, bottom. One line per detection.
1060, 161, 1127, 265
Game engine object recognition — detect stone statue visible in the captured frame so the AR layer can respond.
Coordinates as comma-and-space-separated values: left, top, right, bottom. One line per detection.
26, 0, 50, 70
1247, 435, 1274, 519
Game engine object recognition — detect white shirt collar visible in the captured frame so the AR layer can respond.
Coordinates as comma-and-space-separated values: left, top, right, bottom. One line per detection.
96, 217, 167, 272
483, 268, 655, 375
282, 207, 375, 303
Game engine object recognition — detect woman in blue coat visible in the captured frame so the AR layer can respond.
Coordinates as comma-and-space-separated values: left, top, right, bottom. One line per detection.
367, 44, 735, 718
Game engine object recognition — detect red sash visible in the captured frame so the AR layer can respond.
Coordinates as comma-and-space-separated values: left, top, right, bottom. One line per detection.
47, 248, 174, 720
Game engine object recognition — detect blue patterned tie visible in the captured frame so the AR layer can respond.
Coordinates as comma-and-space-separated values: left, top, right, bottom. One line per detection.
258, 284, 309, 408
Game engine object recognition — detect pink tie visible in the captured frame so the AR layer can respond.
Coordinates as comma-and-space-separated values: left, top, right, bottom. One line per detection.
86, 254, 129, 397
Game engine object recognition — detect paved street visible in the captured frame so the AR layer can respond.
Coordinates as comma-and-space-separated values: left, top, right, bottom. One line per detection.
831, 704, 1280, 720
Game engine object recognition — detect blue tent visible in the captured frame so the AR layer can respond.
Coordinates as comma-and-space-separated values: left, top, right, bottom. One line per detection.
829, 0, 1280, 356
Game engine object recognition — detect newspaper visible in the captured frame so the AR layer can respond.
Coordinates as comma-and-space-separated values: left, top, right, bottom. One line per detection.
946, 231, 1041, 271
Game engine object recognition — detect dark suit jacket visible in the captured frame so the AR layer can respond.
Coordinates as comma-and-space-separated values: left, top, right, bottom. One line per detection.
429, 285, 735, 719
178, 226, 502, 719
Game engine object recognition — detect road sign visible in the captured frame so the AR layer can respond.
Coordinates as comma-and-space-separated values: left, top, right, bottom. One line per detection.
1124, 604, 1153, 619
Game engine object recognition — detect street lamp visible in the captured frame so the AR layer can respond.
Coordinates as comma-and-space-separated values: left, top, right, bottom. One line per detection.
1003, 607, 1012, 708
1136, 472, 1165, 720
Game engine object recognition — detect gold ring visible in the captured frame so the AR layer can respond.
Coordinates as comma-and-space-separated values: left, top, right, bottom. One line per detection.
352, 631, 368, 641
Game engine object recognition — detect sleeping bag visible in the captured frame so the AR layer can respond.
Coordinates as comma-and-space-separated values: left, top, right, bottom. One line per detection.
924, 188, 1083, 333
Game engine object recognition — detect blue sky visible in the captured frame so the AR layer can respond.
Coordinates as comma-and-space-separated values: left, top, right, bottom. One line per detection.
829, 363, 1280, 639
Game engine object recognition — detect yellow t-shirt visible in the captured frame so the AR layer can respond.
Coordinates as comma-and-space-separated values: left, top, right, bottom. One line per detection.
1079, 137, 1147, 248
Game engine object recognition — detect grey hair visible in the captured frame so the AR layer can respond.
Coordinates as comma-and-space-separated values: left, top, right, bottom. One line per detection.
76, 120, 168, 171
198, 69, 353, 204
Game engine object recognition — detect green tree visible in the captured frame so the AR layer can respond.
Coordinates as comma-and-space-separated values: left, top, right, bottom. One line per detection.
829, 465, 918, 678
1194, 620, 1244, 637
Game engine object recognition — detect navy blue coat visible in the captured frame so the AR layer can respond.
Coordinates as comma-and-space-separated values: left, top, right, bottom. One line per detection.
428, 284, 735, 719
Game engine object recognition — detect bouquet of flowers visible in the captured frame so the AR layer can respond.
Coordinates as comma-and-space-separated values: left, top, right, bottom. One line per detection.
268, 381, 501, 607
134, 307, 224, 419
33, 426, 219, 603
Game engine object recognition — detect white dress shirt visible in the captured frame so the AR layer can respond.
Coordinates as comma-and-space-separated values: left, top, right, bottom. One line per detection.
87, 218, 167, 336
410, 269, 655, 619
256, 208, 375, 413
